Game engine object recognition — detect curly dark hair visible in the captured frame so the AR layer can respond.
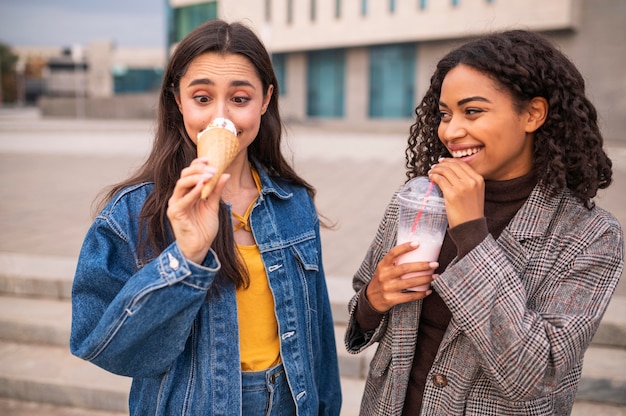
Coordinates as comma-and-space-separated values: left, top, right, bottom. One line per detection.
406, 29, 612, 208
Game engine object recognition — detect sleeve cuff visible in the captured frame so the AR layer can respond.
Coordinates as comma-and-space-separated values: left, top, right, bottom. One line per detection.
158, 243, 221, 289
448, 218, 489, 259
355, 285, 386, 332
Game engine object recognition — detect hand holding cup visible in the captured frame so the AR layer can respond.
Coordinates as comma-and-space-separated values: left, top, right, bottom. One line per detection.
395, 177, 447, 291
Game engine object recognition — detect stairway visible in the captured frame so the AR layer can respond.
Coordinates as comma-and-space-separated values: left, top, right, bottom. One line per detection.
0, 252, 624, 415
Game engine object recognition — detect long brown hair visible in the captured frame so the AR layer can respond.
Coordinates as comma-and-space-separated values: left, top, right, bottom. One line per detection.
96, 20, 316, 288
407, 30, 612, 208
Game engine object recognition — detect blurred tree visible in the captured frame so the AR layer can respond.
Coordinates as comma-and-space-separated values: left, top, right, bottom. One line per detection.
0, 42, 19, 104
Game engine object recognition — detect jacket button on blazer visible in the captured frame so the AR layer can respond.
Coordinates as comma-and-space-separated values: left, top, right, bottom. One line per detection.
432, 373, 448, 388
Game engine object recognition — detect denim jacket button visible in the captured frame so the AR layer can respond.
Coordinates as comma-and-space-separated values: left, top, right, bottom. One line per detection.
281, 331, 295, 340
168, 253, 180, 270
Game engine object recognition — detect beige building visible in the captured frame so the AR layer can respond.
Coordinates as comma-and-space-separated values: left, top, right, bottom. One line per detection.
167, 0, 626, 141
15, 43, 165, 98
15, 42, 166, 118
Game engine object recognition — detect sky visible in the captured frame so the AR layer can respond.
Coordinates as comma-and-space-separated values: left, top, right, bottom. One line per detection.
0, 0, 166, 49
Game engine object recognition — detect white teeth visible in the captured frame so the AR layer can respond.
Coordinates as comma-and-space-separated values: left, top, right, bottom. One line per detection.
451, 148, 480, 158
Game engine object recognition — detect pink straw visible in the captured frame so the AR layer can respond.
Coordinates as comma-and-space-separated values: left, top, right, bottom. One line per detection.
410, 180, 435, 234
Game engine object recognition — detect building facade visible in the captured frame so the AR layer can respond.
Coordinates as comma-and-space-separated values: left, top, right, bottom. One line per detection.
15, 42, 166, 118
166, 0, 624, 139
15, 43, 164, 99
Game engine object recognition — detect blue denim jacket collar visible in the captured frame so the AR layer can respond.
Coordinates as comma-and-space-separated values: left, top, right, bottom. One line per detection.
253, 158, 293, 200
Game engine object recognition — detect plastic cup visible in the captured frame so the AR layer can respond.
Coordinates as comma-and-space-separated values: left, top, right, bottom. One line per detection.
396, 177, 447, 291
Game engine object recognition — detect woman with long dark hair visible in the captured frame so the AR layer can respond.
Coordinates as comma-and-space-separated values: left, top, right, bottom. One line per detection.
71, 20, 341, 415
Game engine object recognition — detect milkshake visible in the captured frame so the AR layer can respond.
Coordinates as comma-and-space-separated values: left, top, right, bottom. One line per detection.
395, 177, 447, 291
396, 231, 444, 291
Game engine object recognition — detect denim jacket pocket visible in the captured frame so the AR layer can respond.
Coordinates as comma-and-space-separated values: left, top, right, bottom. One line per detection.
289, 234, 320, 274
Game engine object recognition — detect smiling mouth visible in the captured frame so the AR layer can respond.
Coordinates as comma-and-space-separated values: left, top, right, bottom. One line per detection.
450, 147, 482, 158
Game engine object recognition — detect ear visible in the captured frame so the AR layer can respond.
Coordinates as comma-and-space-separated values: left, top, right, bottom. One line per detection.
525, 97, 548, 133
261, 84, 274, 115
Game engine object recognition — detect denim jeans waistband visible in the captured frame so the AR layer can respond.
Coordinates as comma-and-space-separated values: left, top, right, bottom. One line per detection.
242, 362, 285, 390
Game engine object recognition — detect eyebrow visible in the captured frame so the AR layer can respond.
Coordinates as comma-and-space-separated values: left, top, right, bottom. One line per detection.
439, 96, 491, 107
187, 78, 256, 89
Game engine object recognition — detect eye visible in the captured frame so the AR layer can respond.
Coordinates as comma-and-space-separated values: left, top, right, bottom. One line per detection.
232, 96, 251, 104
438, 110, 451, 121
465, 108, 483, 116
193, 95, 210, 104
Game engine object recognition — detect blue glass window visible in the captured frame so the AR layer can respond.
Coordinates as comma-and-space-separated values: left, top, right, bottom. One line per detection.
272, 53, 286, 95
306, 49, 345, 117
113, 67, 164, 94
369, 44, 415, 118
169, 1, 217, 45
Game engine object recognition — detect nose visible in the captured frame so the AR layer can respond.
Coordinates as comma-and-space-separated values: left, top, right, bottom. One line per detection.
439, 115, 466, 142
211, 100, 229, 121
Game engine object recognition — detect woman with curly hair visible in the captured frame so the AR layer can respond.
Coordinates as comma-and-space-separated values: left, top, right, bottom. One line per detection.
346, 30, 624, 415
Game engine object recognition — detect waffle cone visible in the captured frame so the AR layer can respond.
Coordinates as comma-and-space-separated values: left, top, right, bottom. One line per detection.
197, 127, 239, 199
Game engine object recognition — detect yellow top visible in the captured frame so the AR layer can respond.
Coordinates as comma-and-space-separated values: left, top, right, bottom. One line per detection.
234, 168, 281, 371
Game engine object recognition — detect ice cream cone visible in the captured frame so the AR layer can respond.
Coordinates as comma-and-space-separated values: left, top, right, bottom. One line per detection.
197, 118, 239, 199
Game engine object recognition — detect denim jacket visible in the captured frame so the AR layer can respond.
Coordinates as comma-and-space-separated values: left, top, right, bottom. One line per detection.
70, 163, 342, 415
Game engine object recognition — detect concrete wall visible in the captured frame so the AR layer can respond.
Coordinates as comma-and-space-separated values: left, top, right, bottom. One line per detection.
280, 53, 306, 122
222, 0, 579, 51
345, 48, 369, 125
86, 41, 114, 98
551, 0, 626, 141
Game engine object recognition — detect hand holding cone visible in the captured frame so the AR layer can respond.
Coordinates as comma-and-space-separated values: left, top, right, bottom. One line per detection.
197, 118, 239, 199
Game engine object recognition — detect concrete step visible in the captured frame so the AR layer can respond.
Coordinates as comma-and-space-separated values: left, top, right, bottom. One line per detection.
0, 253, 75, 300
2, 298, 621, 409
0, 296, 70, 346
340, 377, 365, 416
335, 325, 375, 380
2, 252, 625, 349
0, 319, 623, 412
0, 252, 624, 411
0, 381, 365, 416
0, 400, 624, 416
0, 397, 126, 416
0, 354, 626, 416
0, 292, 369, 381
0, 341, 130, 413
571, 402, 626, 416
577, 345, 626, 406
0, 339, 364, 416
594, 294, 626, 348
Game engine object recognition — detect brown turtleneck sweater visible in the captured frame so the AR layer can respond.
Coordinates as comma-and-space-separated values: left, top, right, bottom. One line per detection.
355, 172, 537, 415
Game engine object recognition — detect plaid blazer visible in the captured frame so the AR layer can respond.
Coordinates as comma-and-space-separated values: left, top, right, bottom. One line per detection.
345, 183, 624, 416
